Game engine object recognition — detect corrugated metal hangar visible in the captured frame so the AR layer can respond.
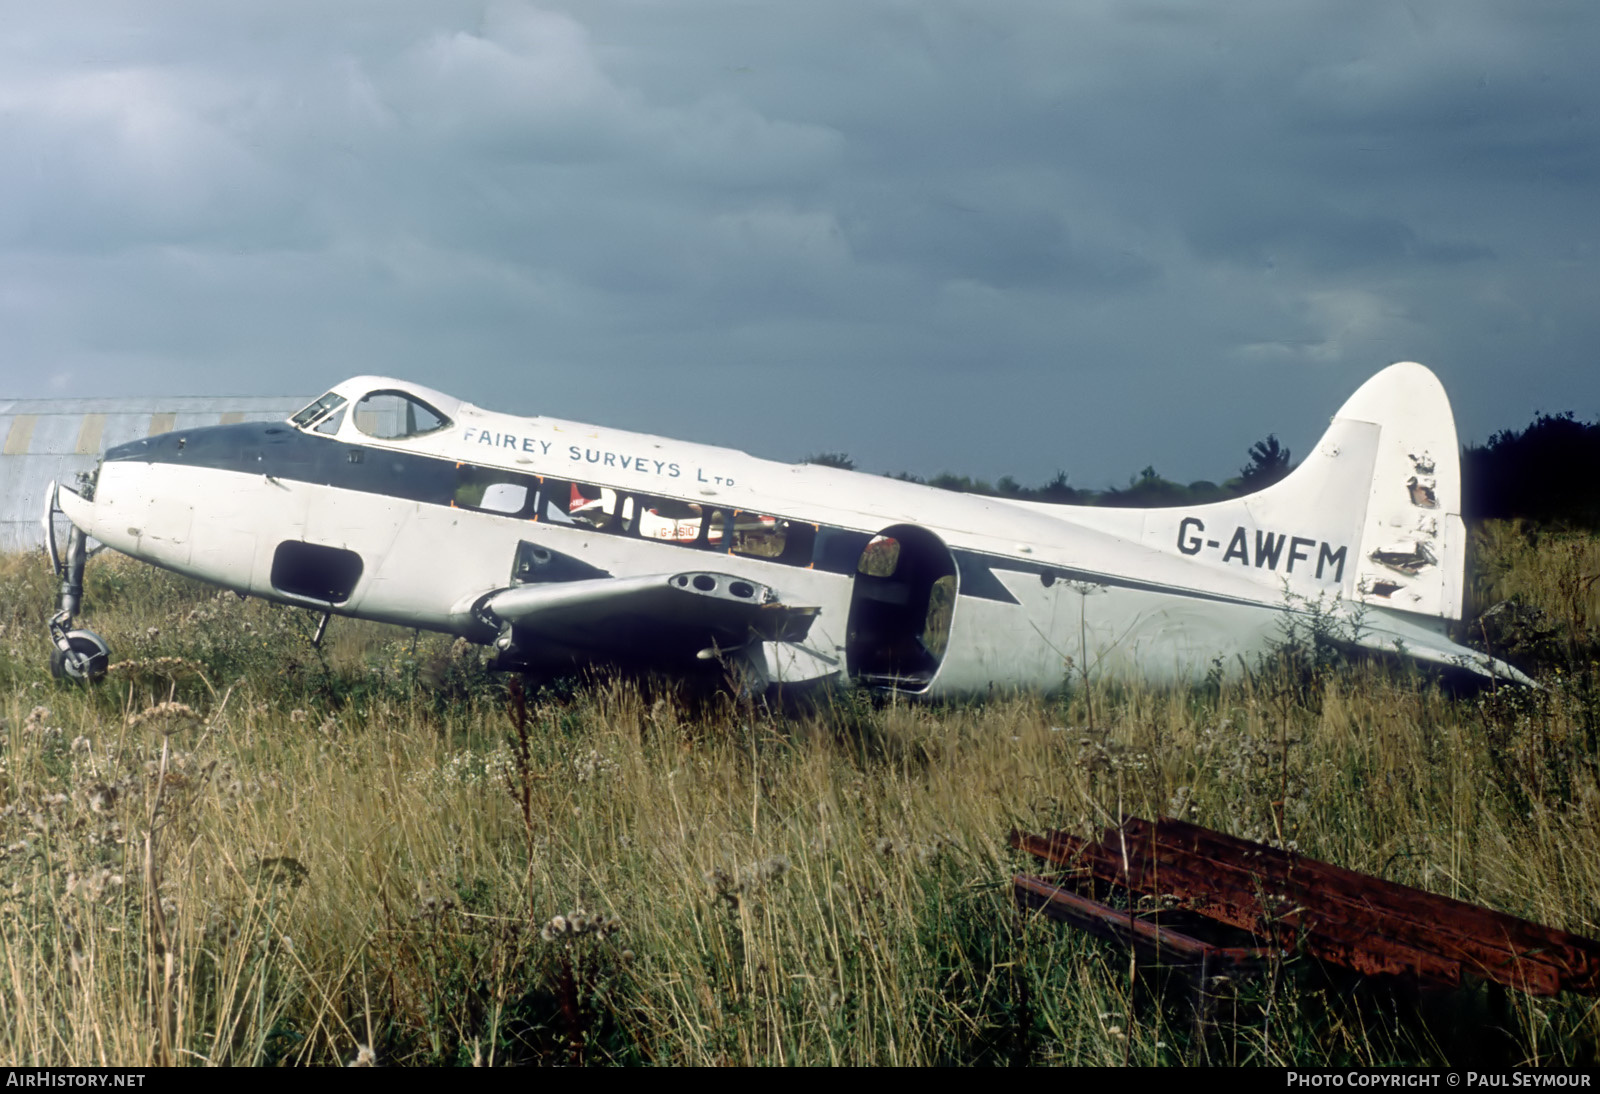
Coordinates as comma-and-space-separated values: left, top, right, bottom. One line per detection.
1, 395, 308, 554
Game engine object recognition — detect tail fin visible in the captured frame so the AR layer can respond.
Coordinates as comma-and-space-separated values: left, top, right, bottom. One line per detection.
1334, 361, 1465, 620
1236, 361, 1464, 620
1011, 362, 1466, 622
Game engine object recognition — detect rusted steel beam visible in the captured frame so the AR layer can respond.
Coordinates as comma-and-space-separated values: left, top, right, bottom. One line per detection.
1150, 816, 1571, 951
1012, 818, 1600, 998
1161, 818, 1600, 968
1108, 826, 1513, 991
1086, 821, 1576, 994
1012, 874, 1271, 971
1133, 818, 1600, 996
1083, 836, 1468, 989
1009, 829, 1093, 869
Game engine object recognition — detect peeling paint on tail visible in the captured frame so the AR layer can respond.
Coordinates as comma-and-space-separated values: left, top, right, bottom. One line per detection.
1335, 362, 1465, 621
1223, 361, 1466, 620
1139, 362, 1465, 621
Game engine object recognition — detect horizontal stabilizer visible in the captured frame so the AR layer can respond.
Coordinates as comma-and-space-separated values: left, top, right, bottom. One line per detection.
1348, 605, 1536, 686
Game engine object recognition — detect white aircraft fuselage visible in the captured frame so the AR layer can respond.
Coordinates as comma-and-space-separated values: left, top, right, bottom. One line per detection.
45, 364, 1527, 693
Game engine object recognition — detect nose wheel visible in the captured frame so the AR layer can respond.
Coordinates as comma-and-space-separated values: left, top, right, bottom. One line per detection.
50, 629, 111, 681
43, 481, 112, 684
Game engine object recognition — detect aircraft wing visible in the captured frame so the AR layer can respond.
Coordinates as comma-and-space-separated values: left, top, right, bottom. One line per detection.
478, 570, 822, 673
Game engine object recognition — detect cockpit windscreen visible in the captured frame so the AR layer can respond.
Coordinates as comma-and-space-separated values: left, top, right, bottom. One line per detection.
291, 393, 347, 430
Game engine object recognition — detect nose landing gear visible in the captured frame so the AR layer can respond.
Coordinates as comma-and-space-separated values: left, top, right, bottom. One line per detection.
43, 482, 111, 683
50, 627, 111, 682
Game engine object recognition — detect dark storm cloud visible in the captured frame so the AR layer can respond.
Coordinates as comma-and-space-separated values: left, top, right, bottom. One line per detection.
842, 195, 1159, 291
1184, 197, 1496, 273
0, 0, 1596, 486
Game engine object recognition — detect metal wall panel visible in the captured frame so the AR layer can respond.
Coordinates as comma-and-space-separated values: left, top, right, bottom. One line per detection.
75, 414, 105, 455
3, 415, 36, 455
0, 396, 307, 554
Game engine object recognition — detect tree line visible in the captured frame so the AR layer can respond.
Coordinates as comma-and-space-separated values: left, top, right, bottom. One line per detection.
804, 411, 1600, 528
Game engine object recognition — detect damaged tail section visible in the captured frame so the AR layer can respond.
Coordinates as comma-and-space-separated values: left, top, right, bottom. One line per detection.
1203, 362, 1531, 682
1338, 364, 1466, 621
1245, 361, 1465, 621
1147, 362, 1461, 619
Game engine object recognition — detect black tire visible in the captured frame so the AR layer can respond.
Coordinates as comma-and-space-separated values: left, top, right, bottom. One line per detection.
50, 630, 110, 683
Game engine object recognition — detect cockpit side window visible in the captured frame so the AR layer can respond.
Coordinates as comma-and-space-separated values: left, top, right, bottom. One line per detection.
291, 393, 347, 430
353, 391, 452, 440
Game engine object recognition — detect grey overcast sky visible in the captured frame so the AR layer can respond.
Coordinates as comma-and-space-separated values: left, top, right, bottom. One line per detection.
2, 1, 1596, 488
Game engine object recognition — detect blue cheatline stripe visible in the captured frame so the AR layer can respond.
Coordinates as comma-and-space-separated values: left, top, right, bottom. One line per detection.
108, 421, 1274, 612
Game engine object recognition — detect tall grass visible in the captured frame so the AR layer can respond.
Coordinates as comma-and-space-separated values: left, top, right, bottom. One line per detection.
0, 523, 1594, 1065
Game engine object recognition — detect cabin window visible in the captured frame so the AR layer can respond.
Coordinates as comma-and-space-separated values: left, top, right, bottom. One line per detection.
538, 480, 580, 525
353, 391, 452, 440
528, 476, 839, 572
567, 484, 619, 531
454, 464, 539, 518
696, 509, 731, 548
813, 528, 874, 573
729, 512, 787, 558
482, 483, 529, 514
778, 521, 818, 566
637, 498, 708, 544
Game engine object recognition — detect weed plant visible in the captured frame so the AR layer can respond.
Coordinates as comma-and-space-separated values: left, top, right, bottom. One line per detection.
0, 523, 1594, 1066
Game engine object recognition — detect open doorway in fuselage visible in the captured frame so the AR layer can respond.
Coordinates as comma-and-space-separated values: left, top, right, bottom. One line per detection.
844, 524, 957, 691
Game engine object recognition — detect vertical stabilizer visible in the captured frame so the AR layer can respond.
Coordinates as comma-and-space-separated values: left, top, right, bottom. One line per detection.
1331, 362, 1464, 620
1009, 362, 1468, 624
1229, 362, 1463, 619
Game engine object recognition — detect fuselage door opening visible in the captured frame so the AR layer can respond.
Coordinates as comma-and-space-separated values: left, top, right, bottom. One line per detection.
845, 523, 958, 692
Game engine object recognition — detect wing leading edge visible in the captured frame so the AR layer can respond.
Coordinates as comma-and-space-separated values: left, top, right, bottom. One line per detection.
479, 570, 824, 677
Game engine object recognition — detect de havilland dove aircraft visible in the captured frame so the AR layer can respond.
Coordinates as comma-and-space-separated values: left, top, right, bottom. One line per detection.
40, 361, 1530, 692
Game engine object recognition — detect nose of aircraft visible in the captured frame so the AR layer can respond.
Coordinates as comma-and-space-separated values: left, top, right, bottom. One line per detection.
67, 457, 191, 565
77, 420, 269, 564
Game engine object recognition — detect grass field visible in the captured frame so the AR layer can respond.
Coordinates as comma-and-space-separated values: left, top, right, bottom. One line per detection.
0, 521, 1596, 1066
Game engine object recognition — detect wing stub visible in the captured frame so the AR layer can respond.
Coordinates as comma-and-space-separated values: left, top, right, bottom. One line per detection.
476, 571, 820, 664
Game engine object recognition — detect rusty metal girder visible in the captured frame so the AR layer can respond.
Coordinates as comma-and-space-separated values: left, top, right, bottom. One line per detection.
1013, 873, 1273, 972
1011, 818, 1600, 997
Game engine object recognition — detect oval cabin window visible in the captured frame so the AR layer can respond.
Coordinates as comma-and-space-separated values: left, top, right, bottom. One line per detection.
353, 391, 452, 440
